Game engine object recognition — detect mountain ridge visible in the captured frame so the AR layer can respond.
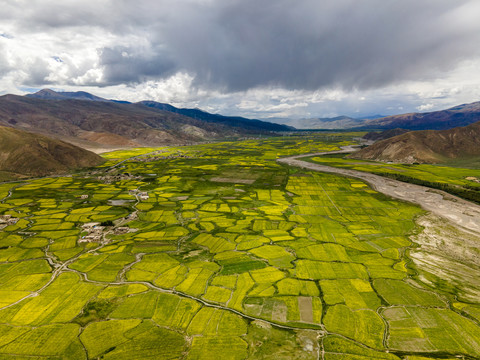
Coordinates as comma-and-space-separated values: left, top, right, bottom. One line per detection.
12, 89, 480, 137
361, 101, 480, 130
271, 101, 480, 131
0, 90, 292, 150
26, 89, 292, 132
140, 100, 292, 132
26, 88, 112, 102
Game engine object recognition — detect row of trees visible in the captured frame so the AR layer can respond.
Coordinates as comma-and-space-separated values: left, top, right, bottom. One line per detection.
374, 172, 480, 204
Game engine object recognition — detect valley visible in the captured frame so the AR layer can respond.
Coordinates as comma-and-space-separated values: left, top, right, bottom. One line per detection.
3, 2, 480, 359
0, 134, 479, 359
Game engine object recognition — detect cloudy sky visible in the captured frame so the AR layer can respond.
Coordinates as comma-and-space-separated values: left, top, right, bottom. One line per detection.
1, 0, 480, 121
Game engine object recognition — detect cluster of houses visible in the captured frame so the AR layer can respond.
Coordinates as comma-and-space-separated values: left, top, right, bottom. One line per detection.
79, 222, 105, 243
78, 222, 137, 243
0, 215, 18, 229
78, 210, 139, 244
128, 189, 150, 200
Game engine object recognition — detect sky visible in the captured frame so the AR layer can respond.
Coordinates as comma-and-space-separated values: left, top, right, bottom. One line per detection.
1, 0, 480, 121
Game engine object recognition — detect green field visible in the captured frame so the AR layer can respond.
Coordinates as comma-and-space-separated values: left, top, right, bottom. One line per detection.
307, 154, 480, 203
0, 133, 479, 359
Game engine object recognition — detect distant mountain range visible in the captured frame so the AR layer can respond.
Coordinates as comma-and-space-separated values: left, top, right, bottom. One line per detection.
0, 89, 292, 150
0, 125, 104, 180
351, 120, 480, 164
139, 101, 292, 133
272, 116, 367, 130
272, 102, 480, 131
2, 89, 479, 151
361, 101, 480, 130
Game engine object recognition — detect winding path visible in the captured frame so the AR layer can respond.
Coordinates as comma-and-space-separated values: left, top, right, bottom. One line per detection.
277, 147, 480, 235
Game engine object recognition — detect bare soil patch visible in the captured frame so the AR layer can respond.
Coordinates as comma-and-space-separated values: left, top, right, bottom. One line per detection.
298, 297, 313, 323
210, 177, 255, 184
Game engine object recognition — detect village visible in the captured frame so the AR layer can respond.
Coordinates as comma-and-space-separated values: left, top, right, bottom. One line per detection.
135, 152, 195, 162
78, 215, 138, 244
77, 193, 141, 244
77, 186, 148, 244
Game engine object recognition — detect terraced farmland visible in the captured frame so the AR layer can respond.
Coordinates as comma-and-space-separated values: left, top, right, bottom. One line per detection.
0, 134, 479, 359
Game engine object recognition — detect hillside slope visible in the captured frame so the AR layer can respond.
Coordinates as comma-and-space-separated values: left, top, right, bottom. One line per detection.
362, 128, 410, 141
351, 121, 480, 163
0, 126, 104, 178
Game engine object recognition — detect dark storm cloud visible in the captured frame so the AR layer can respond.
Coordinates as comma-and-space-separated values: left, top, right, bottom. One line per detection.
3, 0, 480, 92
151, 0, 480, 91
99, 45, 176, 85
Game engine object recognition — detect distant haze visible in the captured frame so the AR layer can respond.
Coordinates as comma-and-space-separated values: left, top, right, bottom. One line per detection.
1, 0, 480, 121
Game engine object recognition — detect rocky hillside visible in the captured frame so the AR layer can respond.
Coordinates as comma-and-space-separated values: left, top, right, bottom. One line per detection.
362, 128, 410, 141
351, 121, 480, 163
0, 126, 104, 179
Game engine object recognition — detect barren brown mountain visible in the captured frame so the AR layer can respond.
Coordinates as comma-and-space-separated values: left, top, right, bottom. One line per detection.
0, 126, 104, 179
0, 94, 223, 149
351, 121, 480, 163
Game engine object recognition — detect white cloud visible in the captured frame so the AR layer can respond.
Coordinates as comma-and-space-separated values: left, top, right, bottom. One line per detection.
416, 103, 435, 112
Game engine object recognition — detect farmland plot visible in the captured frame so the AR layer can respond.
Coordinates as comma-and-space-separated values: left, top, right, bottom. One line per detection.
0, 134, 479, 359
